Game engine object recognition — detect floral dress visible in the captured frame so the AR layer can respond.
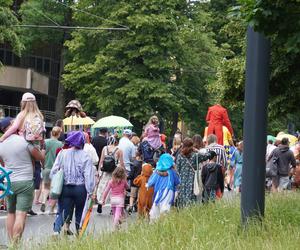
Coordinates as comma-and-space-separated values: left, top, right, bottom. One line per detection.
176, 152, 198, 208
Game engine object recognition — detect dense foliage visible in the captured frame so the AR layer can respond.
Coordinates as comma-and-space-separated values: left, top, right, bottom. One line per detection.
63, 0, 218, 133
0, 0, 23, 63
2, 0, 299, 135
207, 0, 300, 136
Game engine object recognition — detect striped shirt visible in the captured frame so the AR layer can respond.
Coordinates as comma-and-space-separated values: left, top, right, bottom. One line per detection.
206, 143, 228, 168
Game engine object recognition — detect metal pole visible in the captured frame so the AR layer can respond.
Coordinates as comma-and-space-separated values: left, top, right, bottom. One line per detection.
241, 27, 270, 224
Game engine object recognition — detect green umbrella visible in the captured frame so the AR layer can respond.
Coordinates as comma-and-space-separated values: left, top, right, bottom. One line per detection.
92, 115, 133, 129
267, 135, 276, 143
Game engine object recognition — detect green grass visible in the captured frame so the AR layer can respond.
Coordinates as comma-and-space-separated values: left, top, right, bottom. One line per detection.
28, 192, 300, 250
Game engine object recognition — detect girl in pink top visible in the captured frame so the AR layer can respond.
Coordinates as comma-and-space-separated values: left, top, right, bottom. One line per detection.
101, 167, 129, 229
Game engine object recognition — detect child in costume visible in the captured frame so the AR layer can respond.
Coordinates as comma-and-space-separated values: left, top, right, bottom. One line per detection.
0, 92, 44, 144
127, 151, 143, 214
133, 163, 154, 218
100, 166, 129, 229
147, 153, 180, 221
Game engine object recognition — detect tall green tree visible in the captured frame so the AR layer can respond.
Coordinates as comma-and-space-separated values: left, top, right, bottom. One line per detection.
19, 0, 76, 119
63, 0, 218, 133
0, 0, 24, 64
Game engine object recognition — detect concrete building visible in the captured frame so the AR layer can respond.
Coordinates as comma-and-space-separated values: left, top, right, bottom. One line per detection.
0, 43, 60, 125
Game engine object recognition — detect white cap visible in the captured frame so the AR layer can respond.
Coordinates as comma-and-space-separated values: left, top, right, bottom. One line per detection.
123, 129, 132, 135
22, 92, 36, 102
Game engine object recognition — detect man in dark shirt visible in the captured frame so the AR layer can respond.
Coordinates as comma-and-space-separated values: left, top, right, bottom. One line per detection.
269, 137, 296, 191
91, 127, 108, 167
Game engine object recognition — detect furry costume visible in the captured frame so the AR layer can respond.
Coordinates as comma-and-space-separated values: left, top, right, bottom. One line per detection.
133, 164, 154, 217
206, 104, 233, 145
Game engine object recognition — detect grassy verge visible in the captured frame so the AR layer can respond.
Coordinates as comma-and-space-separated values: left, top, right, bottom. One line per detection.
30, 192, 300, 250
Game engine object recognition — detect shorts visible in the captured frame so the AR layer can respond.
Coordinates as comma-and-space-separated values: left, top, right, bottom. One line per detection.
272, 175, 290, 190
42, 168, 51, 184
130, 187, 138, 199
6, 180, 34, 213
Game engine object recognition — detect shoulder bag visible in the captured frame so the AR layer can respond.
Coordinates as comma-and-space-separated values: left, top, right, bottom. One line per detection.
50, 151, 65, 199
187, 154, 203, 196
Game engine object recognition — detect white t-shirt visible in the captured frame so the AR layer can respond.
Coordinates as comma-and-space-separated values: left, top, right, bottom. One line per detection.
84, 143, 99, 166
0, 134, 34, 182
118, 137, 136, 171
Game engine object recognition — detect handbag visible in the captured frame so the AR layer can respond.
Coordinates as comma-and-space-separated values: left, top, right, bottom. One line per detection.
266, 155, 279, 178
188, 154, 203, 196
50, 151, 65, 199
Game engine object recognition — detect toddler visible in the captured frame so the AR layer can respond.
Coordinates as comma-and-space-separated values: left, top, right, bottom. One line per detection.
133, 163, 154, 218
101, 166, 129, 229
147, 154, 180, 221
0, 92, 44, 144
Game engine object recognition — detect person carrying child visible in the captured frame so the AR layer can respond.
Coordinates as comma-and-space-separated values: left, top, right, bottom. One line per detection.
146, 153, 180, 221
100, 167, 129, 229
133, 163, 154, 218
127, 151, 143, 214
0, 92, 44, 145
201, 151, 224, 203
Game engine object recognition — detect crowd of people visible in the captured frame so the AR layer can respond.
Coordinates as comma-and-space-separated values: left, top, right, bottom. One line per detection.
0, 94, 299, 244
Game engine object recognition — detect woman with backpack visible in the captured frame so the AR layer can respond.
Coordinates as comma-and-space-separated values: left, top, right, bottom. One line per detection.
96, 136, 124, 214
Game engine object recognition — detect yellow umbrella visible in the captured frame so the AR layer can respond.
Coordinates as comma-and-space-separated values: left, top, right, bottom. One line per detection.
63, 116, 95, 126
276, 132, 298, 146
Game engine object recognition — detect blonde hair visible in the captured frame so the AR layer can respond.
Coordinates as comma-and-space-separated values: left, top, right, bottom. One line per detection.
172, 136, 182, 152
112, 167, 127, 183
147, 115, 158, 126
51, 126, 62, 138
131, 135, 140, 145
20, 101, 44, 128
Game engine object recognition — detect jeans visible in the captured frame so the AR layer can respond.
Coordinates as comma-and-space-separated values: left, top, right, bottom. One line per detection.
53, 185, 87, 233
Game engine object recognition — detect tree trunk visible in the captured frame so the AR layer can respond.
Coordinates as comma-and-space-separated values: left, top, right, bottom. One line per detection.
55, 48, 67, 120
170, 112, 179, 137
55, 6, 73, 121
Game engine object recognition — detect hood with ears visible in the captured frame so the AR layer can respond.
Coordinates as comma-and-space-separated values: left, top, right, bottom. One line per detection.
142, 163, 153, 177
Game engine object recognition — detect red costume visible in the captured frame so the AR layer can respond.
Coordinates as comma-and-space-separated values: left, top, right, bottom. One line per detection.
206, 104, 233, 145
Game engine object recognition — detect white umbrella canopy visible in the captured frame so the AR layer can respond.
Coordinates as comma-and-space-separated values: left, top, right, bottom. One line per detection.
92, 115, 133, 128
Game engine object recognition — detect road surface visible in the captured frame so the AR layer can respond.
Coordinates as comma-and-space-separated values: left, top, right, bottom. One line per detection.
0, 204, 134, 248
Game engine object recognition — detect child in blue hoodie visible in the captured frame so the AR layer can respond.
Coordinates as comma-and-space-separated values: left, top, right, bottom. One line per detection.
146, 153, 180, 221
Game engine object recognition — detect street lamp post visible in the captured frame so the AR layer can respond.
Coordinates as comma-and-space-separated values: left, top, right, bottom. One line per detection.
241, 27, 271, 224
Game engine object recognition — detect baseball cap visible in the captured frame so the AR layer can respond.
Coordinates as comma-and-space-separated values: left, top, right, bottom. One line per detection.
123, 129, 132, 135
0, 117, 13, 133
22, 92, 36, 102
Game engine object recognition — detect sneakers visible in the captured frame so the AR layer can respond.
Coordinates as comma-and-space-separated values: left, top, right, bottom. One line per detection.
40, 203, 46, 213
97, 204, 102, 214
127, 206, 133, 215
27, 209, 37, 216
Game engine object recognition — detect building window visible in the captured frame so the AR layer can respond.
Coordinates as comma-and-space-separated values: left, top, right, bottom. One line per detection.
44, 59, 50, 74
5, 51, 13, 65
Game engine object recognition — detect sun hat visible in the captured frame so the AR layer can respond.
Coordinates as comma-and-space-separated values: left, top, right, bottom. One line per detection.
156, 153, 174, 172
22, 92, 36, 102
0, 117, 13, 133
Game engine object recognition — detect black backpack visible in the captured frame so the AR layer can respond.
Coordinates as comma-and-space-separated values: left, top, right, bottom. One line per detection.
101, 147, 118, 173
